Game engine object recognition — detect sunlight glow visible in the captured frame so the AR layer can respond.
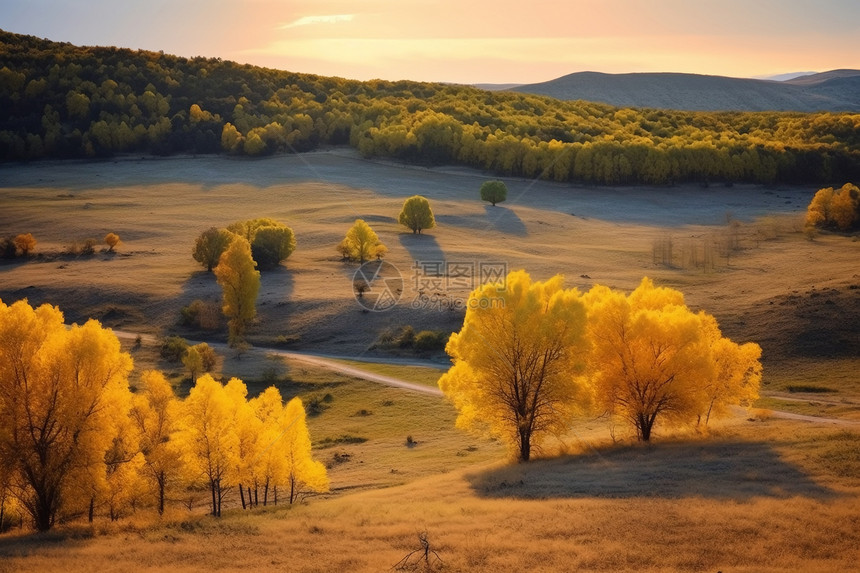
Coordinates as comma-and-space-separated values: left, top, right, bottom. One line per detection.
280, 14, 355, 29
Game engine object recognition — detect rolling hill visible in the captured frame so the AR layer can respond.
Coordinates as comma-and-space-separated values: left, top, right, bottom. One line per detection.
512, 70, 860, 112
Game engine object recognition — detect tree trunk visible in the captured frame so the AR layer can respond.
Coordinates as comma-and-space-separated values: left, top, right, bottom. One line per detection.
638, 412, 655, 442
273, 486, 278, 506
88, 496, 95, 524
239, 483, 246, 510
157, 471, 165, 515
254, 486, 258, 508
210, 479, 218, 517
518, 426, 531, 462
263, 478, 269, 507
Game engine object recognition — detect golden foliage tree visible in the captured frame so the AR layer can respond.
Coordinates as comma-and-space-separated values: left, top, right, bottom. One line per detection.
13, 233, 36, 256
280, 397, 329, 503
214, 236, 260, 346
174, 374, 238, 517
341, 219, 386, 263
439, 270, 590, 461
398, 195, 436, 234
805, 183, 860, 233
129, 371, 184, 515
583, 278, 762, 441
104, 232, 120, 252
0, 299, 133, 531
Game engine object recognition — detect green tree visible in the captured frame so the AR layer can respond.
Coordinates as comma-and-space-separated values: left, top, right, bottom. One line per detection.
398, 195, 436, 234
439, 271, 590, 462
227, 218, 296, 270
193, 227, 233, 272
214, 236, 260, 346
480, 180, 508, 206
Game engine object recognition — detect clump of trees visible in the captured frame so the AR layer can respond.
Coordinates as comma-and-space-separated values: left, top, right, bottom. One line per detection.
228, 218, 296, 270
2, 29, 858, 185
439, 272, 762, 460
0, 299, 328, 530
193, 219, 295, 272
399, 195, 436, 234
338, 219, 386, 262
804, 182, 860, 235
480, 180, 508, 206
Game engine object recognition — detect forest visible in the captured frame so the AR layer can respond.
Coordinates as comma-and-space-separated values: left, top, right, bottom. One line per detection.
1, 29, 859, 185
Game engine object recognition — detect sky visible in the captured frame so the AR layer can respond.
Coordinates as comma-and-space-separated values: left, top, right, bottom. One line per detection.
3, 0, 859, 84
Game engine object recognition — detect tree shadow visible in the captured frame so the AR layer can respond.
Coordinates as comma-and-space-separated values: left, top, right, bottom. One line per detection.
483, 204, 528, 236
398, 233, 446, 270
468, 440, 836, 501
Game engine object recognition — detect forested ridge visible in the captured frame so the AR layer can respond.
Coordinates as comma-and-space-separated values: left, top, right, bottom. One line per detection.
2, 29, 859, 185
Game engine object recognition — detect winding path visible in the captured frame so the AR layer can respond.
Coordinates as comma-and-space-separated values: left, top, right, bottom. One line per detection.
114, 330, 859, 425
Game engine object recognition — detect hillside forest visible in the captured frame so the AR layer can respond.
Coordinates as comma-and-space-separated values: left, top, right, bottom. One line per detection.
1, 30, 859, 185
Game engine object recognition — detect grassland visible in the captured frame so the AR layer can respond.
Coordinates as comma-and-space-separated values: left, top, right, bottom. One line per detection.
0, 152, 858, 571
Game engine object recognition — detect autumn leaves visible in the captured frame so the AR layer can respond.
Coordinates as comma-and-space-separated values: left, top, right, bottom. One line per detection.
440, 272, 762, 461
0, 299, 328, 531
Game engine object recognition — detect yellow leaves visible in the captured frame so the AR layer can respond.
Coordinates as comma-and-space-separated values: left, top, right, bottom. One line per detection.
440, 270, 590, 461
441, 274, 764, 450
214, 236, 260, 346
805, 183, 860, 233
342, 219, 386, 263
0, 299, 135, 529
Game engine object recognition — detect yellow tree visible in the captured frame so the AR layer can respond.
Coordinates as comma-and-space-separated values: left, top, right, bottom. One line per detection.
104, 232, 120, 252
182, 345, 203, 382
584, 278, 762, 441
249, 386, 287, 506
13, 233, 36, 256
0, 299, 133, 531
342, 219, 386, 263
129, 370, 184, 515
398, 195, 436, 234
224, 378, 263, 509
214, 236, 260, 347
439, 270, 590, 462
280, 397, 329, 504
174, 374, 238, 517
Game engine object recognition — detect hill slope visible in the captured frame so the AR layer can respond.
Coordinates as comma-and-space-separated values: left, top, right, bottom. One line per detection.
513, 70, 860, 112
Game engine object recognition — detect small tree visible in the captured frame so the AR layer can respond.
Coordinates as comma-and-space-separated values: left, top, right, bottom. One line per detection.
183, 346, 203, 382
398, 195, 436, 234
193, 227, 233, 272
341, 219, 386, 263
104, 232, 120, 252
214, 236, 260, 347
13, 233, 36, 256
480, 180, 508, 206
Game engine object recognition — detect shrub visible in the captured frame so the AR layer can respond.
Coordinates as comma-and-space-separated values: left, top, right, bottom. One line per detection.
160, 335, 189, 362
14, 233, 36, 256
397, 325, 415, 348
180, 299, 221, 329
274, 333, 301, 346
80, 238, 98, 255
0, 237, 17, 259
414, 330, 449, 353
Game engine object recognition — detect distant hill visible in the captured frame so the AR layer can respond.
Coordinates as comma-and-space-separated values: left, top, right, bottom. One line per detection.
512, 70, 860, 112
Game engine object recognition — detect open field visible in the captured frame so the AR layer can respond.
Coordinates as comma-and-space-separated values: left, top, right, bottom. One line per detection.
1, 151, 859, 571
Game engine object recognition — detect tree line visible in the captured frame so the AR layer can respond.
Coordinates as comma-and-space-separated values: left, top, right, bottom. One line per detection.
0, 299, 328, 532
1, 30, 858, 185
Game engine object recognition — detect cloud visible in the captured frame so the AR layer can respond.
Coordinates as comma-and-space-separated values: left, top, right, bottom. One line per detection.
280, 14, 354, 29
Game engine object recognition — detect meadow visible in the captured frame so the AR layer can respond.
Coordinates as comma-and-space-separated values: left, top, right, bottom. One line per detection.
0, 151, 859, 571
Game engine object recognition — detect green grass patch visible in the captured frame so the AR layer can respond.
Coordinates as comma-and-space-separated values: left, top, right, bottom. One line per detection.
786, 384, 836, 393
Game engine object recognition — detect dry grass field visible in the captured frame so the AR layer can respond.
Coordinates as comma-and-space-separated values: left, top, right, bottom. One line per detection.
1, 151, 859, 571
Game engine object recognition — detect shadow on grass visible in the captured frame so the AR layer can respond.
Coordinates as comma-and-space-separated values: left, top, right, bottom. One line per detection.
483, 204, 528, 236
469, 440, 836, 501
398, 233, 445, 269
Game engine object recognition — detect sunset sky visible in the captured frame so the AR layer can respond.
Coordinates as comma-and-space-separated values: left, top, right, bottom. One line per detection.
4, 0, 858, 84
